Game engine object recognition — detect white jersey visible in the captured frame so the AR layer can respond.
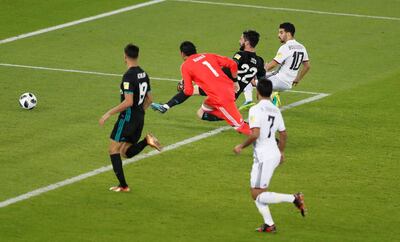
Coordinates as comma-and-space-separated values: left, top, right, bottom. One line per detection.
249, 99, 286, 159
273, 39, 309, 84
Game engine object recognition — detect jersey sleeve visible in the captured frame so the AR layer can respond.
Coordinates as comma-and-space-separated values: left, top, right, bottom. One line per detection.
122, 73, 136, 94
222, 67, 236, 81
276, 111, 286, 132
249, 107, 261, 129
232, 52, 242, 64
214, 54, 238, 76
273, 45, 290, 64
256, 56, 266, 79
181, 63, 194, 96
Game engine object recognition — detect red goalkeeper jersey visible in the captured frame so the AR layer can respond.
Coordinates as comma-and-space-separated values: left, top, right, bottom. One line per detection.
181, 53, 238, 105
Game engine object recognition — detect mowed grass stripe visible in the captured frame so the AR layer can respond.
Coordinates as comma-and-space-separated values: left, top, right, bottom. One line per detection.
174, 0, 400, 21
0, 93, 329, 208
0, 0, 166, 45
0, 62, 327, 95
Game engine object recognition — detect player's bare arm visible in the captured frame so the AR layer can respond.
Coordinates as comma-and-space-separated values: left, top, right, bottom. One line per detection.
293, 61, 311, 86
265, 60, 280, 72
99, 93, 133, 126
278, 130, 288, 163
233, 128, 260, 154
142, 92, 153, 110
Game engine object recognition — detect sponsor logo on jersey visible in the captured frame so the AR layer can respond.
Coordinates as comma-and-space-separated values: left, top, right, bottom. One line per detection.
288, 45, 303, 50
250, 58, 257, 64
123, 82, 130, 90
137, 72, 146, 79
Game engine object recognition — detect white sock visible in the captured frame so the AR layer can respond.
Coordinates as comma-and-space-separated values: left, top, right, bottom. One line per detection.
255, 200, 274, 225
162, 104, 170, 109
244, 85, 253, 102
258, 192, 295, 204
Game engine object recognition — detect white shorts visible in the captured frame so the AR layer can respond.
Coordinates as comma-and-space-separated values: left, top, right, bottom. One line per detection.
250, 154, 280, 189
267, 74, 292, 92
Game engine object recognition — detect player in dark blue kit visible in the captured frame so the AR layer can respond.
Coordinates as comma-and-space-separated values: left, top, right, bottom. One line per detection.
99, 44, 162, 192
151, 30, 265, 121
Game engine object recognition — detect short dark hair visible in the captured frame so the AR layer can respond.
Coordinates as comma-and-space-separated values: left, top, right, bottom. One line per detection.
257, 77, 273, 98
279, 22, 295, 36
243, 30, 260, 48
180, 41, 197, 56
124, 44, 139, 59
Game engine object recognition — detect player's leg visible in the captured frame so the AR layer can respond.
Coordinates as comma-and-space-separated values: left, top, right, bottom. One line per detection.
121, 115, 162, 158
108, 141, 130, 191
244, 83, 253, 103
122, 133, 161, 158
239, 83, 255, 111
198, 99, 249, 131
151, 83, 207, 113
108, 119, 130, 191
215, 102, 251, 135
269, 75, 292, 107
250, 159, 277, 232
151, 91, 190, 113
202, 105, 250, 134
197, 104, 223, 122
251, 155, 306, 231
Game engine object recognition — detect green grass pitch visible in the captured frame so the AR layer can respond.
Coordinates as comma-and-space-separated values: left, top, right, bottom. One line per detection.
0, 0, 399, 241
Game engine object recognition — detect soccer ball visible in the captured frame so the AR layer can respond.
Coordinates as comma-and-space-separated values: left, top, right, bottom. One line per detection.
19, 92, 37, 110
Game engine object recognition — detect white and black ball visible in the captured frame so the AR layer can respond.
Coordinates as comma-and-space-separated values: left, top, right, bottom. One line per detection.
19, 92, 37, 110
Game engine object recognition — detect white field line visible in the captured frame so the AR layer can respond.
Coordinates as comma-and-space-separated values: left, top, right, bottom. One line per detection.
280, 93, 330, 111
0, 0, 397, 47
0, 92, 329, 208
174, 0, 400, 21
0, 63, 178, 82
0, 0, 165, 45
0, 62, 322, 95
0, 126, 230, 208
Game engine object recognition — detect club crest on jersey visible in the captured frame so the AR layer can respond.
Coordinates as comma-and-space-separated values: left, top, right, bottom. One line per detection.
123, 82, 130, 90
234, 54, 241, 60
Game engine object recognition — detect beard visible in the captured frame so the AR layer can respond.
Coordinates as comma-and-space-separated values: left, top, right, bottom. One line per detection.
239, 43, 245, 51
